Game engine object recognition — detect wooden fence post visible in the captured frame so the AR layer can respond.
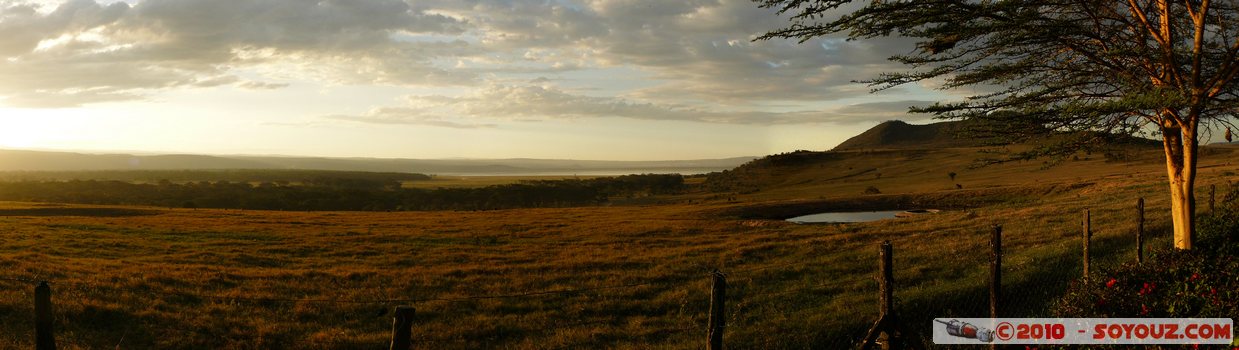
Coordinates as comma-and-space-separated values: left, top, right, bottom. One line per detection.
1136, 198, 1144, 264
35, 281, 56, 350
389, 306, 415, 350
1210, 184, 1216, 213
990, 225, 1001, 318
859, 241, 925, 350
877, 241, 898, 350
1082, 209, 1091, 280
990, 225, 1001, 350
707, 270, 727, 350
879, 242, 893, 320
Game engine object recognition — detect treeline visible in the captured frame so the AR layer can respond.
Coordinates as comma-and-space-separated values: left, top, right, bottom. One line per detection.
0, 174, 684, 211
0, 169, 431, 185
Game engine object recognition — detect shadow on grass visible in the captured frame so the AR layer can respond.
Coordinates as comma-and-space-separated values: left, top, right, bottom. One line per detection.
0, 207, 160, 217
834, 220, 1174, 349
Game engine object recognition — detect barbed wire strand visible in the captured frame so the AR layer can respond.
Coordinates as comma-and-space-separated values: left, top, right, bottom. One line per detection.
0, 274, 684, 305
0, 252, 827, 307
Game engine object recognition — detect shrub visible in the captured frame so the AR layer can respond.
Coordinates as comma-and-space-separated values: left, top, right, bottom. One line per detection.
1054, 189, 1239, 326
863, 186, 881, 195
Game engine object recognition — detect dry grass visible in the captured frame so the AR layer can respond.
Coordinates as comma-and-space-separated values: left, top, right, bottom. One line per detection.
0, 146, 1236, 349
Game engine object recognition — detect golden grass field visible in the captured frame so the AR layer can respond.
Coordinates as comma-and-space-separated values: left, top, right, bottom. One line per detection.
1, 145, 1236, 349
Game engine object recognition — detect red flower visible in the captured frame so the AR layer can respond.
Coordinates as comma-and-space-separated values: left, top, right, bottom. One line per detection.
1140, 304, 1150, 316
1139, 282, 1156, 295
1191, 273, 1200, 281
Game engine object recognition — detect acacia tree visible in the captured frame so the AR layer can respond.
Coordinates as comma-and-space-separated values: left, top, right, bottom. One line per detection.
757, 0, 1239, 249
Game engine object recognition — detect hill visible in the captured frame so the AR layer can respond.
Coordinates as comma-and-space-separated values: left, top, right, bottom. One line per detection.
834, 119, 1164, 152
832, 120, 982, 150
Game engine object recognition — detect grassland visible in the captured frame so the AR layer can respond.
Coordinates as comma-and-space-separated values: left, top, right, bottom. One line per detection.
0, 145, 1236, 349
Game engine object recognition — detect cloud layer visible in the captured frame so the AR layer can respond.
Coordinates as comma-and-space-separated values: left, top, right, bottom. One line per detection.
328, 84, 934, 126
1, 0, 925, 124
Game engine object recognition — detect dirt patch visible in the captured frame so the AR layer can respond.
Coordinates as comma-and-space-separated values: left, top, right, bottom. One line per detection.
0, 207, 161, 217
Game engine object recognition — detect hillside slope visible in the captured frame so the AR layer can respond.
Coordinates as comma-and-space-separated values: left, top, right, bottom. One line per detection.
832, 120, 981, 150
702, 143, 1230, 203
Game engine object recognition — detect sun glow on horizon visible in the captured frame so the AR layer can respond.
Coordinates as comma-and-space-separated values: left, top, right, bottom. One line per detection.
0, 108, 99, 149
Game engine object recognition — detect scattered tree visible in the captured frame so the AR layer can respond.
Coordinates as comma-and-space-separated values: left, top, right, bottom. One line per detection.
948, 172, 957, 181
758, 0, 1239, 250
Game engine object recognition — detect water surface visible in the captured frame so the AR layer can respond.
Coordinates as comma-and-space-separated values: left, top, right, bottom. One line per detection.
786, 210, 906, 224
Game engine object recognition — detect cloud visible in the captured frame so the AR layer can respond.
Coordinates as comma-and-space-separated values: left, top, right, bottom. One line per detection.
237, 81, 289, 90
831, 100, 937, 122
325, 110, 496, 129
0, 0, 473, 107
1, 89, 141, 108
329, 85, 934, 126
0, 0, 928, 119
430, 0, 916, 104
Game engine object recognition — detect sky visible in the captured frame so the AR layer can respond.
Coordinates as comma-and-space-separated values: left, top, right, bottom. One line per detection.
0, 0, 957, 161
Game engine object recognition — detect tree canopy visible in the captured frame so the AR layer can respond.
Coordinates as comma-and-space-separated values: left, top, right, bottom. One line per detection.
757, 0, 1239, 249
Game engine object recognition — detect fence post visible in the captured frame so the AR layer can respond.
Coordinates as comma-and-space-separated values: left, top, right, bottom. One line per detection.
1210, 184, 1216, 213
859, 241, 924, 350
1082, 209, 1091, 280
707, 270, 727, 350
990, 225, 1001, 350
1136, 198, 1144, 264
35, 281, 56, 350
879, 242, 893, 319
878, 241, 898, 350
389, 306, 415, 350
990, 225, 1001, 318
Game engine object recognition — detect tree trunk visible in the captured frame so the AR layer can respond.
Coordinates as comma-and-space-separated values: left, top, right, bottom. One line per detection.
1162, 121, 1198, 250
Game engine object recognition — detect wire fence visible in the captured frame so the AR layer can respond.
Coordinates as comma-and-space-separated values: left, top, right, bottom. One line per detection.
0, 192, 1195, 349
0, 240, 1003, 349
0, 263, 790, 349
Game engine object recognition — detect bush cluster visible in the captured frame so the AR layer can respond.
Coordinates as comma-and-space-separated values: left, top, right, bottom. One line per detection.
1054, 186, 1239, 336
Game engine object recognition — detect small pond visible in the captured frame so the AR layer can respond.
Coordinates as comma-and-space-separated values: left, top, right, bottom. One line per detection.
785, 210, 906, 224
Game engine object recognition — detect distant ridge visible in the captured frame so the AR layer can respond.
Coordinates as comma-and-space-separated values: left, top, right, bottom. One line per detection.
0, 149, 755, 175
832, 120, 981, 151
834, 119, 1163, 151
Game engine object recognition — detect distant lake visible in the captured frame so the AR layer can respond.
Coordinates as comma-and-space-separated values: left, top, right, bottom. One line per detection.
786, 210, 906, 224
